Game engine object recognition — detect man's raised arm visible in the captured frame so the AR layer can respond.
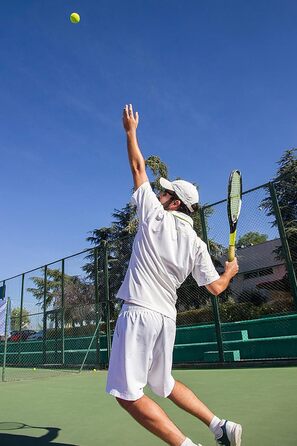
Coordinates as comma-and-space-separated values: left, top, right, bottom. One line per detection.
123, 104, 148, 190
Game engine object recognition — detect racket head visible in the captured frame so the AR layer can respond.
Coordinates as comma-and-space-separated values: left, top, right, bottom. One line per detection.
0, 422, 26, 430
227, 169, 242, 233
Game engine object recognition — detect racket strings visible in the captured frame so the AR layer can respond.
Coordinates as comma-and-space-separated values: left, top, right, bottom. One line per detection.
229, 175, 242, 220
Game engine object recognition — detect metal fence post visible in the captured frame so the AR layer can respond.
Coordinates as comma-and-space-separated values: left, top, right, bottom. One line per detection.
17, 274, 25, 363
269, 182, 297, 309
200, 206, 225, 362
43, 266, 47, 365
103, 241, 111, 362
2, 297, 11, 382
61, 259, 65, 365
94, 247, 101, 365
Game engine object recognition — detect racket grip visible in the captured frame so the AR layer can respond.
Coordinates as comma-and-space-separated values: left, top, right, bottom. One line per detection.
228, 230, 237, 262
228, 245, 235, 262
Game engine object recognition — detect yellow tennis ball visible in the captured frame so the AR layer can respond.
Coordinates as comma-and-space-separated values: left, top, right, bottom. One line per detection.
93, 369, 96, 372
70, 13, 80, 24
33, 368, 36, 371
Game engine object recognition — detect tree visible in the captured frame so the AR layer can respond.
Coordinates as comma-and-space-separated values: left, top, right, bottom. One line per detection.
63, 276, 95, 327
146, 155, 168, 192
261, 148, 297, 263
84, 226, 114, 290
237, 231, 268, 248
27, 268, 65, 309
27, 268, 95, 326
11, 307, 30, 331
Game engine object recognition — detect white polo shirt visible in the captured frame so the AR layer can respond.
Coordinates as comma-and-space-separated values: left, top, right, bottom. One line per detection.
116, 182, 220, 321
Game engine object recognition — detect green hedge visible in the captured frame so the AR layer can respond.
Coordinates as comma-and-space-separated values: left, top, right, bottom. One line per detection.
176, 294, 295, 326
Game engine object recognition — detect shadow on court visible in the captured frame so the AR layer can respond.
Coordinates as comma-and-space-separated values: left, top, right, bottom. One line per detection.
0, 425, 78, 446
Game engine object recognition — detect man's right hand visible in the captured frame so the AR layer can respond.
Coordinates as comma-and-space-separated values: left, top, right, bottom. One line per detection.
123, 104, 139, 133
224, 257, 239, 279
123, 104, 148, 190
206, 257, 239, 296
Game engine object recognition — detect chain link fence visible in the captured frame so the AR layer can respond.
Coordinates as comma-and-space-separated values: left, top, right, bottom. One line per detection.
0, 247, 112, 381
177, 181, 297, 364
1, 179, 296, 381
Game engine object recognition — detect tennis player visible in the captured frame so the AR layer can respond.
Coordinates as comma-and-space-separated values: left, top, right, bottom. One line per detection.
106, 104, 242, 446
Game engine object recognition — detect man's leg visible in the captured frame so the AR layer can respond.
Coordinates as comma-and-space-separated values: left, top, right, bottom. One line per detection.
168, 380, 242, 446
167, 380, 214, 425
116, 395, 198, 446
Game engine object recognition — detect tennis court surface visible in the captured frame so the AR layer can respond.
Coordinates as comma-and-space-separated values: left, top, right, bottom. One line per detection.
1, 367, 296, 445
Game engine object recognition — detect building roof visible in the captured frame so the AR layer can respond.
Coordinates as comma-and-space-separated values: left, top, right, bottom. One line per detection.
235, 238, 283, 272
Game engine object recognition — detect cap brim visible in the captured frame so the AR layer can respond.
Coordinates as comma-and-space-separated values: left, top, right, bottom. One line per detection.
159, 178, 174, 191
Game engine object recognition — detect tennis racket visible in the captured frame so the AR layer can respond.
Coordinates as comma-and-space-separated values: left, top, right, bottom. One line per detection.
227, 170, 242, 262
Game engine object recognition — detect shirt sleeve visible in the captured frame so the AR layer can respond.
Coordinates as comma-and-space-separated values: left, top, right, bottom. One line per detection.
131, 181, 163, 224
192, 238, 220, 286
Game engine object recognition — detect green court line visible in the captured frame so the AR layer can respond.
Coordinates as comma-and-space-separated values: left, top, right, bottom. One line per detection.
1, 368, 297, 446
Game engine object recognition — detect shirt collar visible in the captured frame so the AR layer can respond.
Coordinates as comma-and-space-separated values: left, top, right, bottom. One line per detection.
171, 211, 194, 227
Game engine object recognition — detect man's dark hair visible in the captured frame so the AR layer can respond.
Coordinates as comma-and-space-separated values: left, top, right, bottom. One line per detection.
177, 201, 198, 216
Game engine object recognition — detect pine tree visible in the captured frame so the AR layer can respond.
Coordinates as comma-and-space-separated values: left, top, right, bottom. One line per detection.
261, 148, 297, 263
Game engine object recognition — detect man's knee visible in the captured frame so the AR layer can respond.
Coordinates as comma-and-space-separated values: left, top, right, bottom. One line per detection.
116, 396, 129, 408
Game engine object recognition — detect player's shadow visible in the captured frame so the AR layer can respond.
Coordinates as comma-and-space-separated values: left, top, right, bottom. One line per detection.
0, 425, 78, 446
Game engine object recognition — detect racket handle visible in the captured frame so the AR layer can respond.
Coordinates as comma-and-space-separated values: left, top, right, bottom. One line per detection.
228, 245, 235, 262
228, 230, 237, 262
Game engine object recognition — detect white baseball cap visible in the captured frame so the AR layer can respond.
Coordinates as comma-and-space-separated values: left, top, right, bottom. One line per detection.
159, 178, 199, 212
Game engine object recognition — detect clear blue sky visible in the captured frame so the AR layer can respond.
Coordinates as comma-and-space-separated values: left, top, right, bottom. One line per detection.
1, 0, 297, 279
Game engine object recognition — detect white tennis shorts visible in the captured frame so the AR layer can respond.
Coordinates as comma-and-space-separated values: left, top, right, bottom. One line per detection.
106, 303, 176, 401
